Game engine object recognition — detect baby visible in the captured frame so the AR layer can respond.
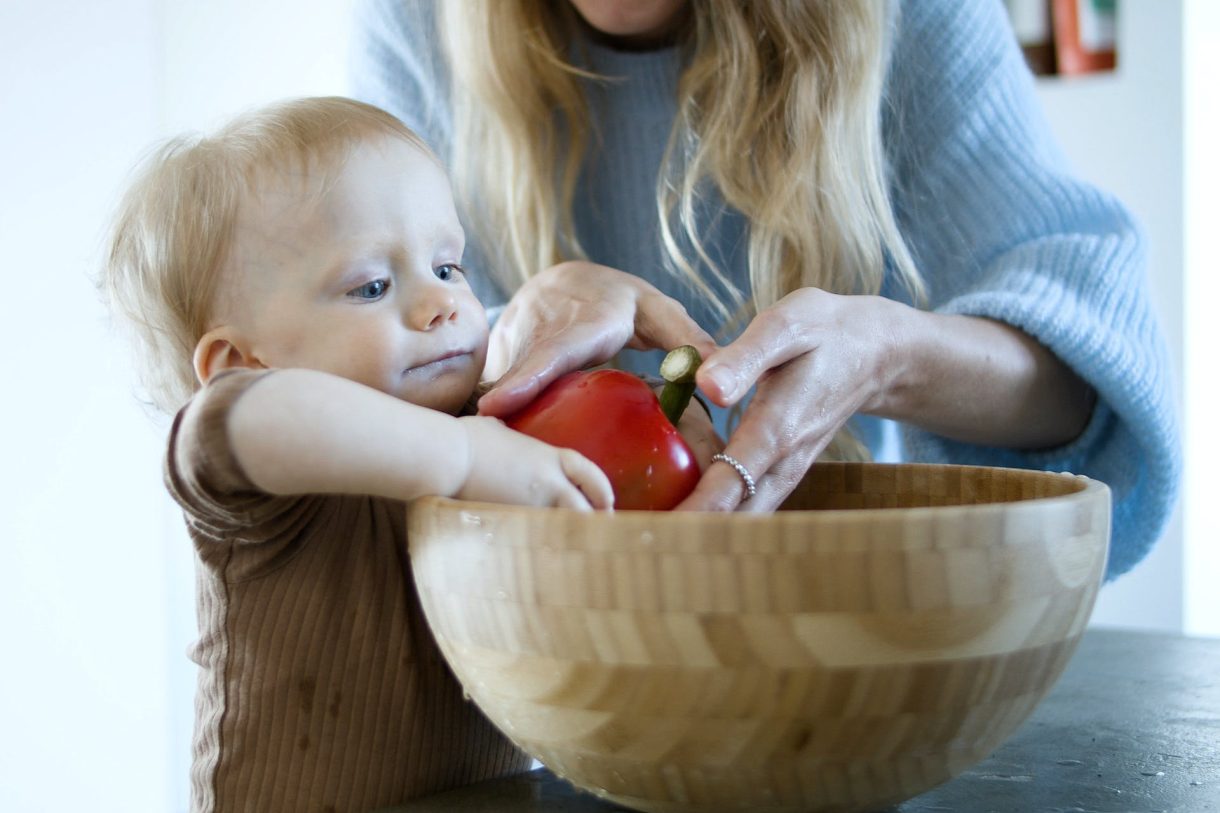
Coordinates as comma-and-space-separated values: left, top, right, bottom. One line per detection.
102, 97, 618, 812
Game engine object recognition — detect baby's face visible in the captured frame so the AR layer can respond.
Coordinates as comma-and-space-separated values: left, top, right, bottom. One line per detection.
223, 137, 488, 415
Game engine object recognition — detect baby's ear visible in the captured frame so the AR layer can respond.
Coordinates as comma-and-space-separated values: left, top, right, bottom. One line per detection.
193, 327, 264, 385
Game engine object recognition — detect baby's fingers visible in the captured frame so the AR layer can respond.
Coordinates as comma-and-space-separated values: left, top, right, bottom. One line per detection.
559, 449, 614, 511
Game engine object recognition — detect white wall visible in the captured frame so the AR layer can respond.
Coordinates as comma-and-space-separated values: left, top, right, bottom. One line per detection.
1182, 0, 1220, 637
0, 1, 355, 810
158, 0, 357, 133
1, 2, 172, 811
1035, 2, 1189, 633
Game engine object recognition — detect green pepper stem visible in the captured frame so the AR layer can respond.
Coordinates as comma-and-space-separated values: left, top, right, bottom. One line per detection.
659, 345, 702, 427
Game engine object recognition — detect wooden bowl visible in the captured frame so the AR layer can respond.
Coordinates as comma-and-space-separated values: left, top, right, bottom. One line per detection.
407, 463, 1110, 813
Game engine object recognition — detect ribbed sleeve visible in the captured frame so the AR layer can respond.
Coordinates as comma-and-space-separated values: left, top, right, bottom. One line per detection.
169, 372, 530, 812
882, 0, 1180, 578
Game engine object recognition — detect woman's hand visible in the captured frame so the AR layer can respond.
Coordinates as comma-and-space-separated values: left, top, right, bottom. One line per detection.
677, 288, 902, 512
456, 415, 614, 510
677, 287, 1095, 512
674, 400, 725, 474
477, 261, 717, 417
651, 386, 724, 474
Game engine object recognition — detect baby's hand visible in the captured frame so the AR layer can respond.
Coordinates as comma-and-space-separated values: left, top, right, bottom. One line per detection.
455, 416, 614, 510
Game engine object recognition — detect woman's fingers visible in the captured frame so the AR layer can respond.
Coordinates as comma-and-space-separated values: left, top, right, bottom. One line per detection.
675, 456, 750, 511
676, 383, 822, 512
481, 261, 718, 417
480, 322, 620, 416
679, 290, 894, 512
630, 291, 719, 359
673, 401, 725, 473
696, 290, 819, 406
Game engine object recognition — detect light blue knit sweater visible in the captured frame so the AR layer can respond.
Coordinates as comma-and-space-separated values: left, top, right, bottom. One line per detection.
350, 0, 1180, 580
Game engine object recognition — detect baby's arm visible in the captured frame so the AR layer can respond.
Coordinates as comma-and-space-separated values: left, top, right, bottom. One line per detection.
225, 369, 613, 510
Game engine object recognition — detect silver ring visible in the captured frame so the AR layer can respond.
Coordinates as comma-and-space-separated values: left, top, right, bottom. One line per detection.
711, 452, 756, 500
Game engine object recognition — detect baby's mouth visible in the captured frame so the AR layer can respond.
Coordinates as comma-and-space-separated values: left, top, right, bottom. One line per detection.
404, 350, 471, 377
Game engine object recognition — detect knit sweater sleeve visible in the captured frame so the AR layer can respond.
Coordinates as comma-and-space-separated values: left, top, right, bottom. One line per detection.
164, 369, 313, 547
349, 0, 451, 157
883, 0, 1181, 579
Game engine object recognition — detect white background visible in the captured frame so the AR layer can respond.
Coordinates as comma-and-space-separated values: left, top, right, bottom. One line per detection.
0, 2, 1214, 811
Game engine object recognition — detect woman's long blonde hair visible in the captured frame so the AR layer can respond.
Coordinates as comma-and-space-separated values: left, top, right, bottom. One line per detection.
440, 0, 924, 328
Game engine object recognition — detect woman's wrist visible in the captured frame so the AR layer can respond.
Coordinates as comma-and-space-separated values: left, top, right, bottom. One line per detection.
867, 307, 1095, 449
859, 296, 924, 420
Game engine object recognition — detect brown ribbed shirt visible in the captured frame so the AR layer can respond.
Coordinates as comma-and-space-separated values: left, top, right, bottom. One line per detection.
166, 370, 529, 813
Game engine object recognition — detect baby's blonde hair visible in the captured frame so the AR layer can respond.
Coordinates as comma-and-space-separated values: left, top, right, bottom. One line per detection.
102, 96, 429, 414
441, 0, 925, 327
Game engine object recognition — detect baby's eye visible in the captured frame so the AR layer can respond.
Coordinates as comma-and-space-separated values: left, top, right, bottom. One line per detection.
434, 263, 465, 282
349, 279, 390, 300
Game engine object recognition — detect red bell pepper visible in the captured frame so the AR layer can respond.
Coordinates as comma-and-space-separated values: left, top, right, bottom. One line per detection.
504, 347, 704, 510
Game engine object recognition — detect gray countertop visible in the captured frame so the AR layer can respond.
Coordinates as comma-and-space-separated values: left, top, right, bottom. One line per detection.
383, 629, 1219, 812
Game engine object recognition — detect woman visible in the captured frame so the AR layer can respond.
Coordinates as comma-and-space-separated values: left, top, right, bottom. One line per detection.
351, 0, 1179, 579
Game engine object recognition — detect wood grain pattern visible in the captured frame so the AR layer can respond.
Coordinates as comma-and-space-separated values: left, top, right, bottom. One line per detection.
407, 463, 1110, 813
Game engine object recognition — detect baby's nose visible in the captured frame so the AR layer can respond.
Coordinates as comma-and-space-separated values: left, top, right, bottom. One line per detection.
408, 286, 459, 331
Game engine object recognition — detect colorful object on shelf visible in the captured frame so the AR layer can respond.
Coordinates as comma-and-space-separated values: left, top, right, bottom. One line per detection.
1053, 0, 1117, 75
1004, 0, 1118, 77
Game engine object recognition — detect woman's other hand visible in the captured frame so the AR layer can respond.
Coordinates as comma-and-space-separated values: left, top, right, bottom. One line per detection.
678, 287, 1094, 512
665, 390, 725, 474
678, 288, 902, 512
477, 261, 717, 417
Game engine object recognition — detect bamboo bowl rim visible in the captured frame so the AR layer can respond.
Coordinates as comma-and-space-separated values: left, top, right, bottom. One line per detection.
410, 462, 1108, 525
